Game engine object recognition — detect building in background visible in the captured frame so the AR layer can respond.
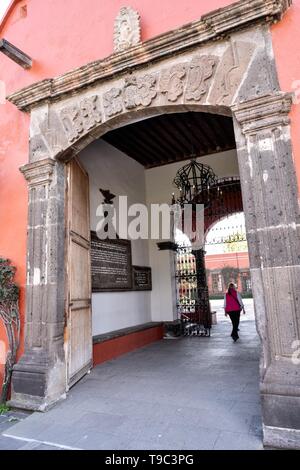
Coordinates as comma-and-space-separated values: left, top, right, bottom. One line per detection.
206, 252, 251, 297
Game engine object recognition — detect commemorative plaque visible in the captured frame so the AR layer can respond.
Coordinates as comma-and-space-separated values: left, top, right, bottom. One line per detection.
132, 266, 152, 291
91, 231, 132, 292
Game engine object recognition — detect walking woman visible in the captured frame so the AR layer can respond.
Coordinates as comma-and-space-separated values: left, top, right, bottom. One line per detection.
224, 283, 245, 342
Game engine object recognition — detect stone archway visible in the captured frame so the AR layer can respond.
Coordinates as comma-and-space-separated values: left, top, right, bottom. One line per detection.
7, 0, 300, 449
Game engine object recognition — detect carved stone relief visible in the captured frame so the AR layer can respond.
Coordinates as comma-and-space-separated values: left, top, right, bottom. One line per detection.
114, 7, 141, 52
60, 95, 102, 143
103, 88, 123, 118
57, 46, 262, 147
123, 74, 157, 109
185, 55, 218, 102
209, 40, 256, 105
159, 64, 186, 102
80, 96, 102, 131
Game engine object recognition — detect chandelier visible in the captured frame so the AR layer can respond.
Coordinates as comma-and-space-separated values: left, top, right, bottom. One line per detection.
172, 158, 218, 207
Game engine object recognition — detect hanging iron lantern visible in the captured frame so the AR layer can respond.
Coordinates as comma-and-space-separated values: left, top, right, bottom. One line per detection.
173, 158, 218, 207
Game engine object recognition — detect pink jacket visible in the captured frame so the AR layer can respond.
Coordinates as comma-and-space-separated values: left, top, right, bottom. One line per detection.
224, 290, 244, 313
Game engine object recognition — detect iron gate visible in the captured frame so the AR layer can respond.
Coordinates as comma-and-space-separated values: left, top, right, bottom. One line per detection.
176, 245, 211, 337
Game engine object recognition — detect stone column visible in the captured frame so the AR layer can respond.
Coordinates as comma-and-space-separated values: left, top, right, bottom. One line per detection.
233, 93, 300, 449
9, 158, 66, 411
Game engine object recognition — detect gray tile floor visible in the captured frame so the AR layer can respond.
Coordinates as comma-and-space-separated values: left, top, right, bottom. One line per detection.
1, 299, 263, 450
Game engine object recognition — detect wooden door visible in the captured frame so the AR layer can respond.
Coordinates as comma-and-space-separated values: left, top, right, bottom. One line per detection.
66, 158, 92, 387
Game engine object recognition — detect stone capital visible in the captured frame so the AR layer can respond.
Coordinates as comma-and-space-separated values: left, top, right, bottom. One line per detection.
20, 158, 56, 187
232, 92, 294, 134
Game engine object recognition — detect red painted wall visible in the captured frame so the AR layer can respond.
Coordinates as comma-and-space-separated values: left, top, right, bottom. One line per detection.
93, 325, 164, 366
0, 0, 299, 385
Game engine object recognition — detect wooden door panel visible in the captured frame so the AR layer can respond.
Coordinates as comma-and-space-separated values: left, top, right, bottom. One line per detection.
69, 307, 92, 380
71, 160, 90, 240
66, 159, 92, 387
70, 239, 91, 301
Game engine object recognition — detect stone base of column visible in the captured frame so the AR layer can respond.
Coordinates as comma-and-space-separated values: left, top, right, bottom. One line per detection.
8, 349, 67, 412
263, 425, 300, 450
261, 360, 300, 449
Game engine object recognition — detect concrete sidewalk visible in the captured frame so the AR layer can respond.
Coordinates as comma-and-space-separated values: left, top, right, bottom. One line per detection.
1, 299, 263, 450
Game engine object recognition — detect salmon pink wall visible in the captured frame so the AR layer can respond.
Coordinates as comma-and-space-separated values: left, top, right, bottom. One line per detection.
0, 0, 299, 387
271, 2, 300, 196
206, 252, 249, 271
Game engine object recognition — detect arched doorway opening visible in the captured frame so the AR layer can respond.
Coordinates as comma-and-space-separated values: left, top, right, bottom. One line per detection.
61, 109, 260, 386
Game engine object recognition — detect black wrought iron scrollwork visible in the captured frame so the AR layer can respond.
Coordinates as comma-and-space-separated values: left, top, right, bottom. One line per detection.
176, 245, 211, 337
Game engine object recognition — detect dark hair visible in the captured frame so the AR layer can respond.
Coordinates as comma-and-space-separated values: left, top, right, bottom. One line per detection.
227, 282, 236, 293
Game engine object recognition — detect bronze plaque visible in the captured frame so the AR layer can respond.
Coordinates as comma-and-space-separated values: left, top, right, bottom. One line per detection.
132, 266, 152, 291
91, 231, 132, 292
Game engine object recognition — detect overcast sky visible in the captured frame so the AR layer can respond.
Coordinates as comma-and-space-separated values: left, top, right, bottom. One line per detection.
0, 0, 10, 21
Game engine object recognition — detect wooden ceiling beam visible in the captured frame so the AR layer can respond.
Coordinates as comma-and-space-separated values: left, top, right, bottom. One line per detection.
138, 123, 178, 161
159, 119, 191, 156
179, 117, 207, 154
118, 126, 169, 164
156, 119, 187, 156
127, 126, 173, 163
104, 131, 156, 166
194, 114, 220, 151
168, 118, 196, 154
177, 114, 212, 156
206, 114, 228, 149
188, 113, 215, 151
146, 120, 181, 163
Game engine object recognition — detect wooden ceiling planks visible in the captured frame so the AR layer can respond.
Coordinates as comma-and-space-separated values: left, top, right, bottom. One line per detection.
102, 112, 236, 168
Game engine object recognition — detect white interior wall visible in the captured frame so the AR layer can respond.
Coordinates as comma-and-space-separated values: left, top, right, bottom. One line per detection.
79, 139, 151, 336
